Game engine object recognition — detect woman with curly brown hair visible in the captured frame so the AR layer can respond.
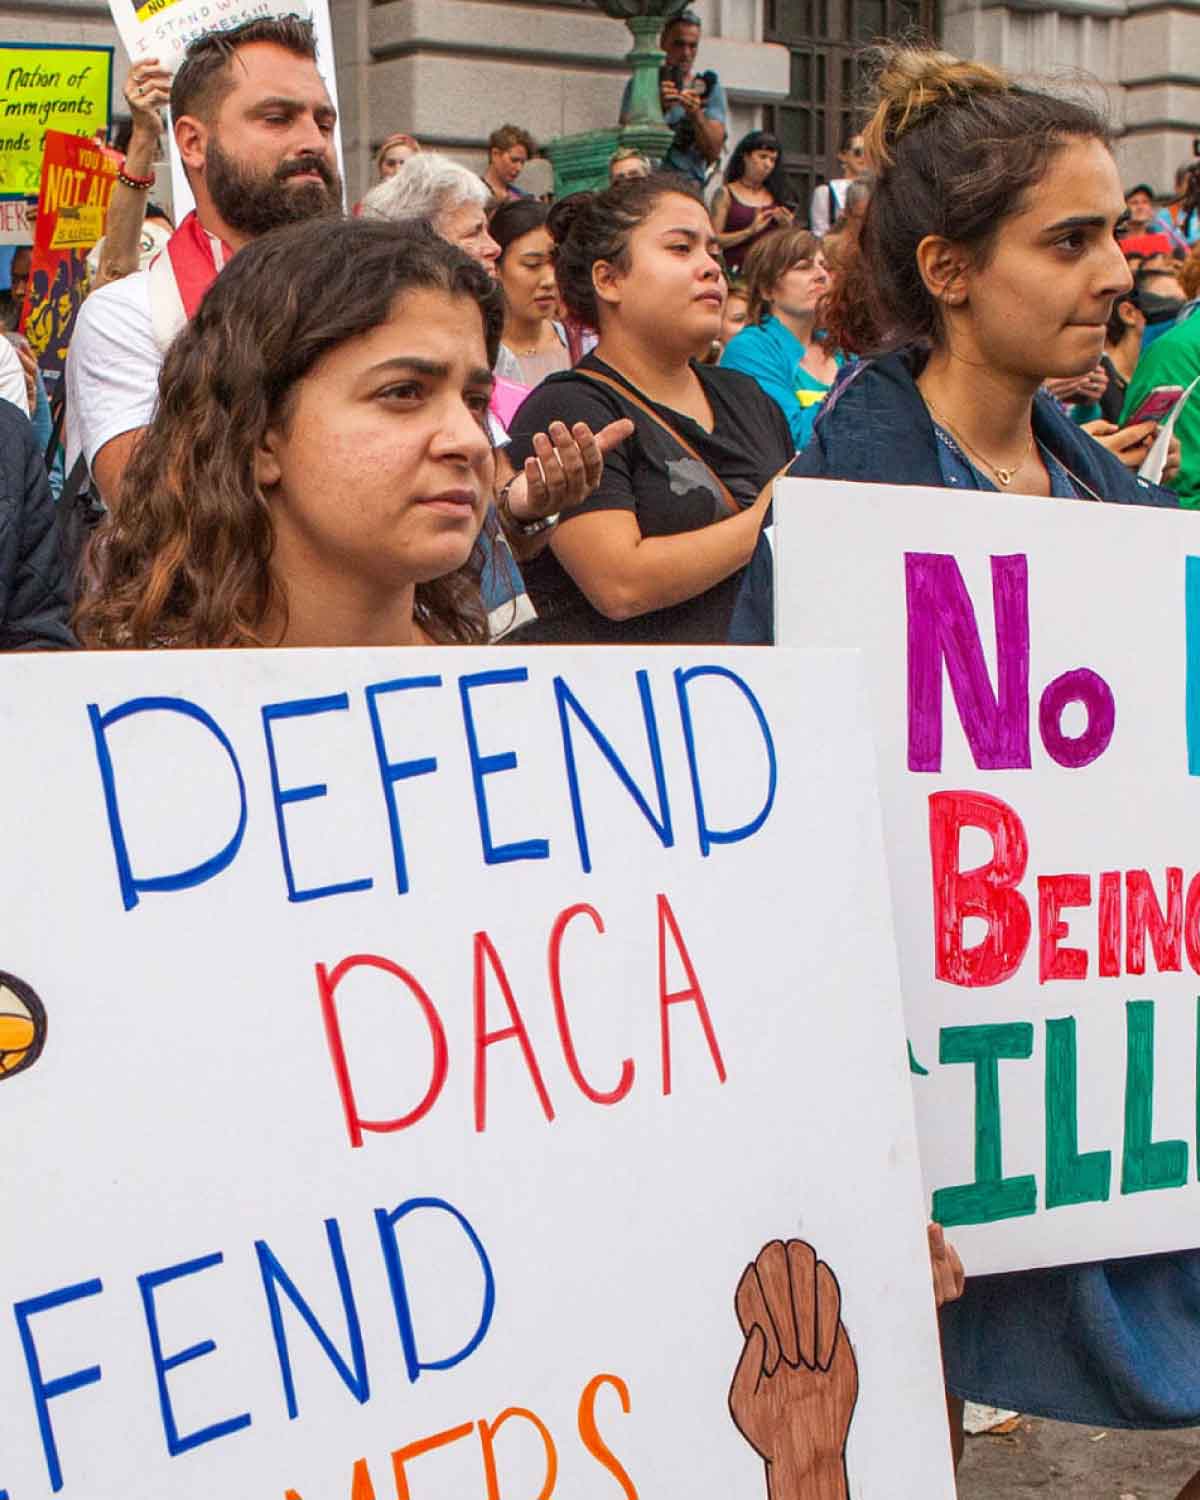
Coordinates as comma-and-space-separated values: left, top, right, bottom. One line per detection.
74, 218, 619, 649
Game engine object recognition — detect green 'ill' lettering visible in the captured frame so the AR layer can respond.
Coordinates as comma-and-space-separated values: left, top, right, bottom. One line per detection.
1122, 1000, 1187, 1194
1045, 1017, 1111, 1208
931, 1022, 1037, 1227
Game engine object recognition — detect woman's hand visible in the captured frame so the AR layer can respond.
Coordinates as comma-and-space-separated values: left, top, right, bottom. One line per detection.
1045, 367, 1108, 404
928, 1223, 965, 1308
12, 341, 37, 413
1082, 418, 1179, 481
504, 417, 634, 523
123, 59, 171, 143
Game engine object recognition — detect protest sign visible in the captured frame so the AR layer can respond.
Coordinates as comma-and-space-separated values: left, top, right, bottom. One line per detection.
777, 478, 1200, 1275
19, 129, 119, 384
0, 196, 35, 246
0, 646, 953, 1500
0, 44, 112, 198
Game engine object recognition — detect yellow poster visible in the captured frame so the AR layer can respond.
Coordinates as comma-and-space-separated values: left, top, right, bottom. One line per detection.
48, 202, 105, 249
0, 45, 113, 197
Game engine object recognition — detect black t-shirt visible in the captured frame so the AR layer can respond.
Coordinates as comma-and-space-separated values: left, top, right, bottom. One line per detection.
506, 353, 792, 643
1099, 354, 1128, 426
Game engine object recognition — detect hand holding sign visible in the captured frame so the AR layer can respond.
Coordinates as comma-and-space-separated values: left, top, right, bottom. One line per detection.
729, 1240, 859, 1500
122, 58, 171, 139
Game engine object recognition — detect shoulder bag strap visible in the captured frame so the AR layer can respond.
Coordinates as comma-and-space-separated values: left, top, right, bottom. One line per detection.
576, 368, 739, 516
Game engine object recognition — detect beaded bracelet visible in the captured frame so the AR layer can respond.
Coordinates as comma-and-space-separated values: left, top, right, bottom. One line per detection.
117, 168, 155, 190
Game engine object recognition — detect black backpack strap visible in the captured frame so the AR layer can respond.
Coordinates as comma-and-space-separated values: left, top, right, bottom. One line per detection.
44, 383, 67, 472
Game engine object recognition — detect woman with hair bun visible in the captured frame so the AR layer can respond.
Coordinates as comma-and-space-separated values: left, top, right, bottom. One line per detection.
792, 46, 1197, 1485
504, 174, 794, 644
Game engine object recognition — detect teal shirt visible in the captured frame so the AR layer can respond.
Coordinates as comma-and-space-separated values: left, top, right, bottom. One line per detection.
720, 316, 841, 451
1121, 313, 1200, 507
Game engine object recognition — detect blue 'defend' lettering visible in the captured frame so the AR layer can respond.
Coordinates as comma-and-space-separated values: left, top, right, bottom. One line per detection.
262, 695, 373, 903
364, 675, 442, 895
137, 1253, 252, 1457
674, 665, 777, 857
554, 668, 673, 874
256, 1218, 369, 1421
14, 1278, 104, 1492
375, 1197, 495, 1383
88, 697, 247, 911
459, 670, 549, 865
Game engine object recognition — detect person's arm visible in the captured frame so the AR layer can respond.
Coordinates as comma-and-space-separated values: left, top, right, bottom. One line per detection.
712, 190, 774, 251
0, 408, 75, 650
67, 278, 162, 507
92, 428, 146, 509
492, 417, 636, 562
808, 185, 831, 237
680, 82, 726, 166
93, 61, 170, 290
548, 482, 771, 621
0, 338, 30, 417
684, 96, 732, 165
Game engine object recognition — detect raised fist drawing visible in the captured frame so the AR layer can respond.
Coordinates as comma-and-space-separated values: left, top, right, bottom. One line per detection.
729, 1240, 859, 1500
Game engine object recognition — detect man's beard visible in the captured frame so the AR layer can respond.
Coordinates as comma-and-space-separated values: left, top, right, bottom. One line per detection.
205, 137, 342, 236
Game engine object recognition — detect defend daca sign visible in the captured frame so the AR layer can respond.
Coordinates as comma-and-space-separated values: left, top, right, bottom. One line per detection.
777, 478, 1200, 1274
0, 647, 954, 1500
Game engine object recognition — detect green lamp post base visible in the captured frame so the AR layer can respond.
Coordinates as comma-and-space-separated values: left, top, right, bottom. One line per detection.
543, 1, 686, 197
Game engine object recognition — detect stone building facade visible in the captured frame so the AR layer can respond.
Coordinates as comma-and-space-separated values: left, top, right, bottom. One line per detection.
3, 0, 1196, 210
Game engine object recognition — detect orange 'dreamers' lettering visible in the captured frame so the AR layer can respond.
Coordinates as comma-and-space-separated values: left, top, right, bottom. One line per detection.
392, 1421, 476, 1500
579, 1373, 639, 1499
284, 1457, 376, 1500
479, 1407, 558, 1500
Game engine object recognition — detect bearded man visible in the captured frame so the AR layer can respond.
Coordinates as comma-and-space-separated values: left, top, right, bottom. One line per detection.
66, 16, 341, 505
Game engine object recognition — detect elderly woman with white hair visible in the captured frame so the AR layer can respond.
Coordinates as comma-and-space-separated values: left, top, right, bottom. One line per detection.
361, 151, 633, 639
362, 153, 501, 273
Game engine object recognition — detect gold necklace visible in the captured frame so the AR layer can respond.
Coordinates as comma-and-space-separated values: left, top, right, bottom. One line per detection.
926, 400, 1035, 487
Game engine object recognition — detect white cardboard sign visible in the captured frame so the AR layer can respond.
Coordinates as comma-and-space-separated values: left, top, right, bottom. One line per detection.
776, 477, 1200, 1276
0, 647, 953, 1500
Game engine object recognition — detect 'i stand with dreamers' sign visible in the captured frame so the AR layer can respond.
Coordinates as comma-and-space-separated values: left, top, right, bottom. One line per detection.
777, 478, 1200, 1276
0, 647, 954, 1499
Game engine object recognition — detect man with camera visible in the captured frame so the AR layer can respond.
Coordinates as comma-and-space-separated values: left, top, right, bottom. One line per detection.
620, 9, 728, 186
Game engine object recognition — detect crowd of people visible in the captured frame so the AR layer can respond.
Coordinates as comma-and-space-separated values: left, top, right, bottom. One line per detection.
4, 6, 1200, 1487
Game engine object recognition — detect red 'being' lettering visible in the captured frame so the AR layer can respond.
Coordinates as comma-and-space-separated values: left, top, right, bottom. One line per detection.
929, 790, 1031, 987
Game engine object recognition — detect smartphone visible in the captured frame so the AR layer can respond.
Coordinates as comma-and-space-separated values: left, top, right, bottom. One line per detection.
659, 64, 685, 92
1128, 385, 1185, 426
